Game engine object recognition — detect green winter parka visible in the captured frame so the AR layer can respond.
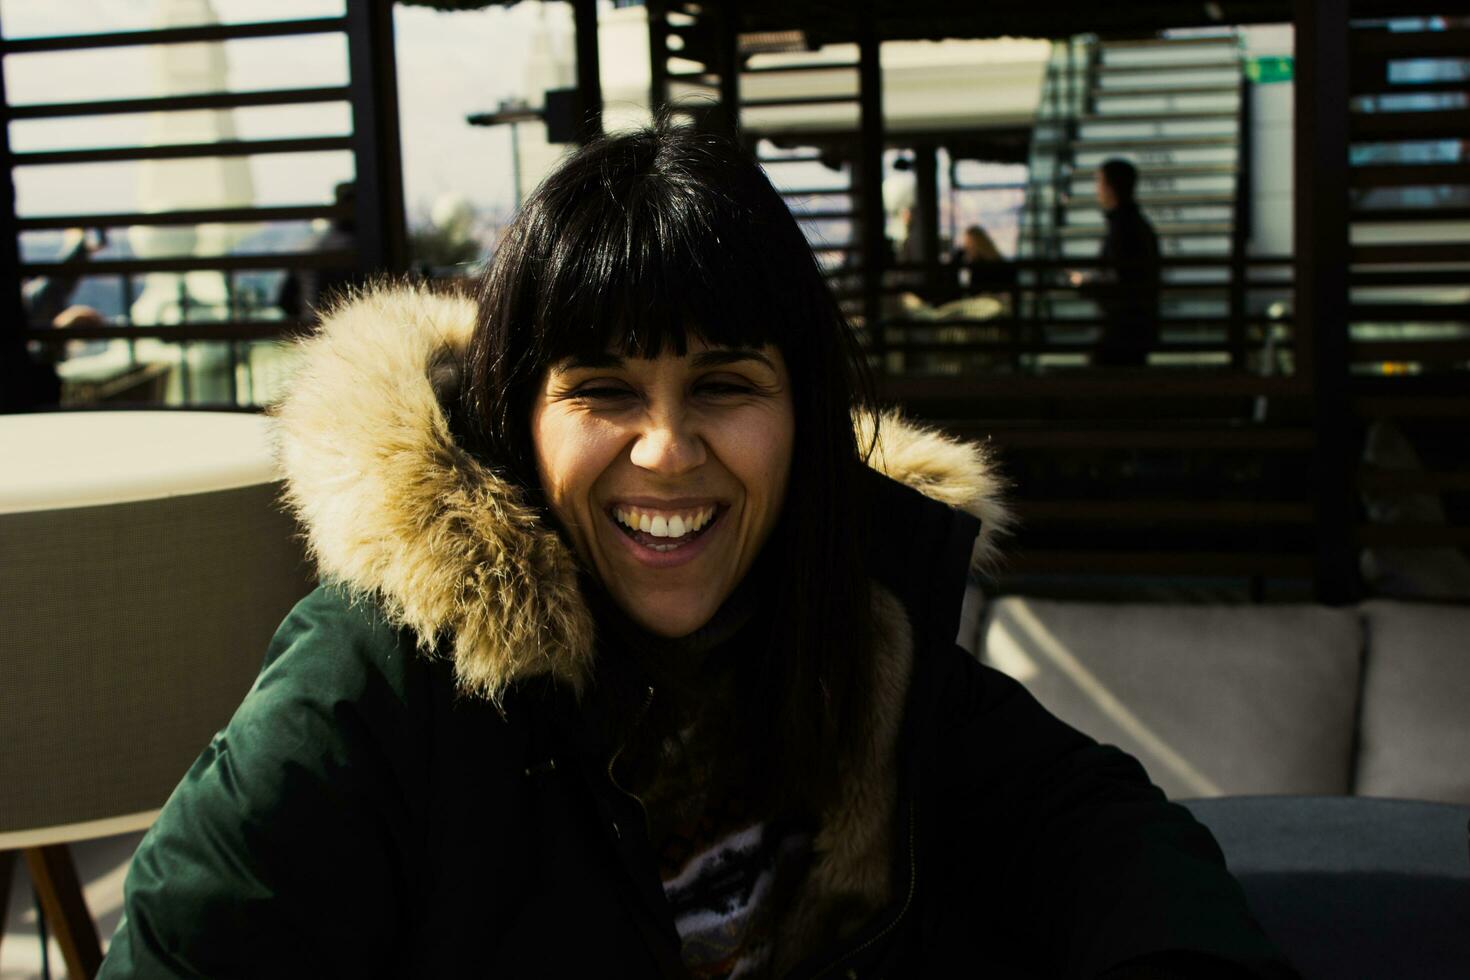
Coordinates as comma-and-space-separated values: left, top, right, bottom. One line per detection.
99, 288, 1290, 979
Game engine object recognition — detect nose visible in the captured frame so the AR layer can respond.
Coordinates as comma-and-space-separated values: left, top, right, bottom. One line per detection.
628, 409, 706, 476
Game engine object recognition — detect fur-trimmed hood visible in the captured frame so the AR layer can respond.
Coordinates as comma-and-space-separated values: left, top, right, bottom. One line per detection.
270, 284, 1011, 705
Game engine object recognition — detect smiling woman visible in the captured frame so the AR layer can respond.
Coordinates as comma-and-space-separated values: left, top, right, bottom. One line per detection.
97, 126, 1296, 980
531, 343, 795, 637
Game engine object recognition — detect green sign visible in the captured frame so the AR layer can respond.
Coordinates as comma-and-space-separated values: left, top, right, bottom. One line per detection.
1245, 56, 1294, 84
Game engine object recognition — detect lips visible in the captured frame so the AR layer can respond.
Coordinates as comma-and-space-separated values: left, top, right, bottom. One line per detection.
604, 502, 726, 558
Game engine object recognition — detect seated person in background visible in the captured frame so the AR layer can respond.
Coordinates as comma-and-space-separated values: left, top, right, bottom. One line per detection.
953, 223, 1016, 296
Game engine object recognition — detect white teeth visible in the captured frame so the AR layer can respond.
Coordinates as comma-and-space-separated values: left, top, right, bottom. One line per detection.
614, 506, 719, 540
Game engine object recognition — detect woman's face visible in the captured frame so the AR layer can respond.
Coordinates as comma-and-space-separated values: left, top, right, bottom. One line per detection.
531, 341, 795, 638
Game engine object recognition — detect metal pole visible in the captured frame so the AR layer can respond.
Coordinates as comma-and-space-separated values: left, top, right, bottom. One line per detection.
1294, 0, 1356, 603
510, 122, 522, 210
572, 0, 603, 143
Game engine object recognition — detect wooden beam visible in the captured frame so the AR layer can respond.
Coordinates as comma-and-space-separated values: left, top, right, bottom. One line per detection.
344, 1, 408, 275
1294, 0, 1356, 603
573, 0, 603, 143
857, 6, 886, 372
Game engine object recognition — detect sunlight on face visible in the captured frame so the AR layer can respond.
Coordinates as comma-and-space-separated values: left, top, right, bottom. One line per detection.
531, 342, 796, 638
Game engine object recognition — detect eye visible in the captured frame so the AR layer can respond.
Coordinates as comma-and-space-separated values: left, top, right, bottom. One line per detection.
574, 385, 635, 400
695, 377, 757, 397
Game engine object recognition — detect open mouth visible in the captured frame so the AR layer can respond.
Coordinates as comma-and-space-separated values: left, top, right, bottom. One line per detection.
608, 504, 724, 553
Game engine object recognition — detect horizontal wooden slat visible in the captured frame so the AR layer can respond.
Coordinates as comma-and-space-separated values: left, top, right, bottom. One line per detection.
1350, 163, 1470, 188
1350, 270, 1470, 288
12, 136, 351, 166
1352, 28, 1470, 58
1097, 84, 1243, 98
1351, 243, 1470, 264
22, 249, 355, 276
1350, 304, 1470, 322
741, 61, 859, 74
17, 204, 347, 230
1081, 111, 1239, 124
24, 321, 311, 342
4, 86, 350, 120
1001, 550, 1314, 577
1351, 207, 1470, 224
741, 95, 858, 108
1349, 339, 1470, 362
1353, 395, 1470, 418
1040, 134, 1239, 151
0, 17, 345, 53
1060, 221, 1232, 238
882, 374, 1308, 401
1101, 35, 1241, 49
1351, 108, 1470, 141
966, 425, 1315, 451
1355, 524, 1470, 548
1094, 61, 1242, 75
1015, 500, 1313, 524
1358, 466, 1470, 494
1350, 77, 1469, 98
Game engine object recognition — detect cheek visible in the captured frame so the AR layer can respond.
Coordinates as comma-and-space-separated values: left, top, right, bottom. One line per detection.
532, 410, 618, 524
732, 406, 796, 518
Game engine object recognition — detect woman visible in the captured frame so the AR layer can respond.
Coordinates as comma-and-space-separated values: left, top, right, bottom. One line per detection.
100, 127, 1290, 979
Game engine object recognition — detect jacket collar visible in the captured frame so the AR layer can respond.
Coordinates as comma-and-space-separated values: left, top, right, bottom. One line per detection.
270, 284, 1011, 705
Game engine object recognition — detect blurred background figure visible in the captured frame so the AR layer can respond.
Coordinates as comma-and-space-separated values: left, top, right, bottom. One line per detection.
1073, 158, 1160, 367
3, 228, 108, 412
278, 182, 359, 321
951, 224, 1016, 297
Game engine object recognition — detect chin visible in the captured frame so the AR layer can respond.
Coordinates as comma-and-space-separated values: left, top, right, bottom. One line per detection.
622, 596, 718, 639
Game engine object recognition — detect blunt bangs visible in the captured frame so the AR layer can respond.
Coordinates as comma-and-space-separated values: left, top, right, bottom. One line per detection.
516, 129, 826, 365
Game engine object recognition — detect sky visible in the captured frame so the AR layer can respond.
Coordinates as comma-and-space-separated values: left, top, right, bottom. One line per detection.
0, 0, 559, 226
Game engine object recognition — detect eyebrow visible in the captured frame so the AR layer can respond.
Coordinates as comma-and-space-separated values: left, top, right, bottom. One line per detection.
557, 349, 776, 371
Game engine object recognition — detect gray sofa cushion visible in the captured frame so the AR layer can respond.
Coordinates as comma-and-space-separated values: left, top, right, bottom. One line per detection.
979, 598, 1363, 799
1355, 600, 1470, 804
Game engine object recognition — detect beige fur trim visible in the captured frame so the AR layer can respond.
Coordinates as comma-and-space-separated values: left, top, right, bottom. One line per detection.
858, 410, 1014, 571
271, 286, 1006, 704
269, 284, 595, 703
775, 585, 913, 975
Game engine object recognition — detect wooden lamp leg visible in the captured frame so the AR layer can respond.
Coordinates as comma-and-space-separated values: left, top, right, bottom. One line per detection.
0, 849, 16, 964
24, 845, 103, 980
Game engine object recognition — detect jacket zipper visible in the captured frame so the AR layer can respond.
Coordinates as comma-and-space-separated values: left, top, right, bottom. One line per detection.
605, 685, 657, 834
806, 796, 919, 980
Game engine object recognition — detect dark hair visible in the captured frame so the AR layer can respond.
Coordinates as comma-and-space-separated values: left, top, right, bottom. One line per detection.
1099, 157, 1139, 203
462, 124, 877, 813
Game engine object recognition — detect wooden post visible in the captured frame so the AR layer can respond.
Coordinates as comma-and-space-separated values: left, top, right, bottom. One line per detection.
1294, 0, 1356, 602
344, 1, 408, 274
0, 13, 35, 410
857, 8, 886, 372
715, 0, 741, 141
646, 0, 670, 117
572, 0, 604, 144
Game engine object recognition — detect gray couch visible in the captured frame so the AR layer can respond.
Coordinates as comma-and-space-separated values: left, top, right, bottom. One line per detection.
966, 597, 1470, 805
